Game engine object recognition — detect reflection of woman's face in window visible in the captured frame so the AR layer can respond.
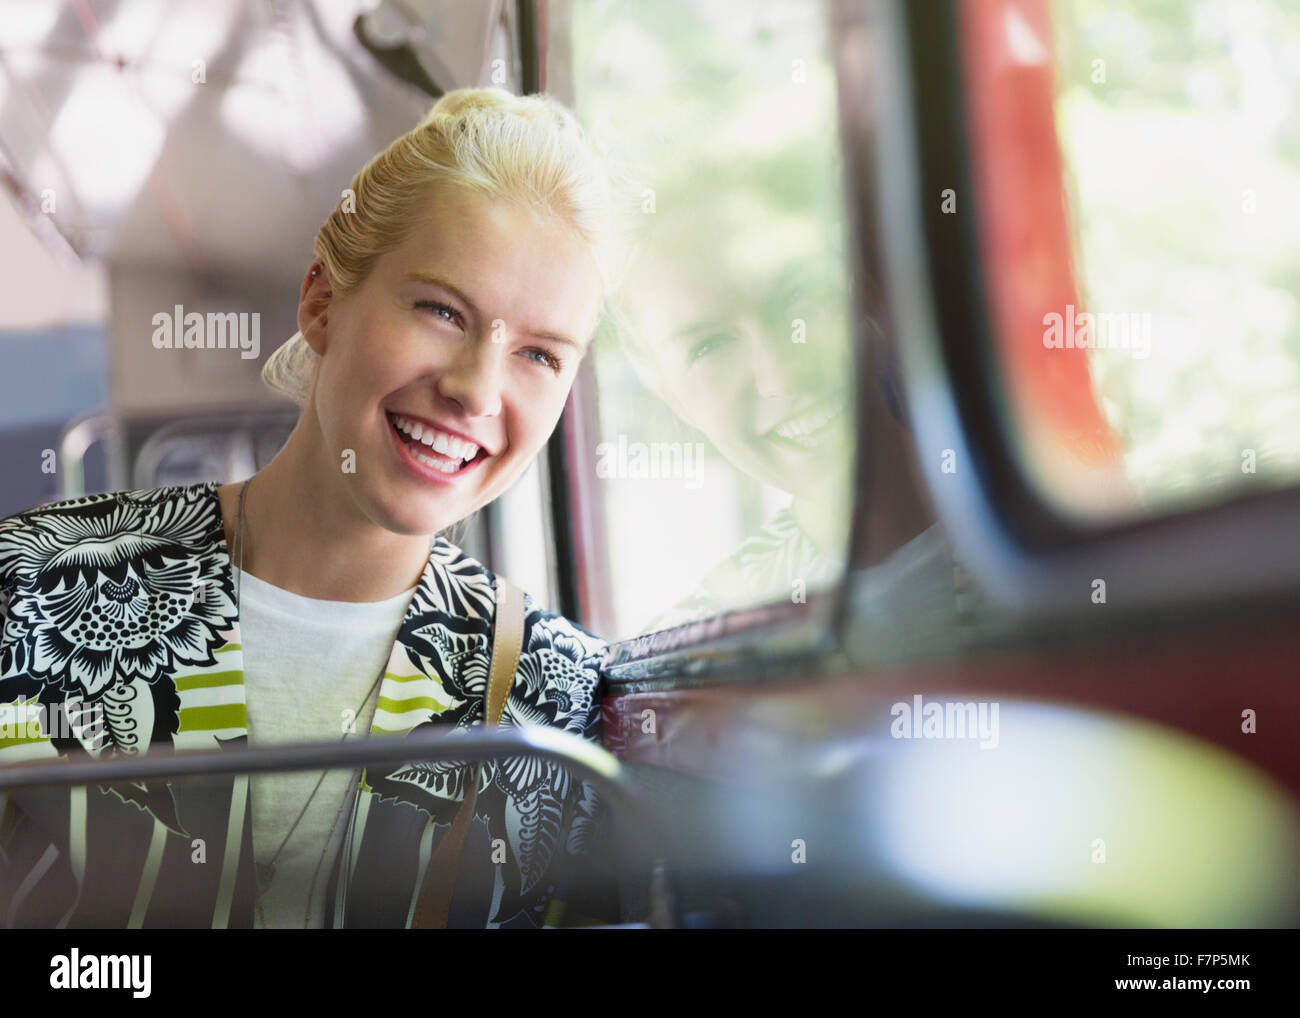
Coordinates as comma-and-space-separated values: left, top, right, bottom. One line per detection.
628, 254, 853, 497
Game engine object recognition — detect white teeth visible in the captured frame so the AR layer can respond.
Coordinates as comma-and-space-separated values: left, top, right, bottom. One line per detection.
388, 413, 480, 463
771, 397, 846, 444
410, 445, 459, 473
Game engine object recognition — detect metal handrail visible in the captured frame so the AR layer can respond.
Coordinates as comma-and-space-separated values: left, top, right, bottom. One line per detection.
56, 411, 125, 499
0, 725, 672, 925
130, 409, 296, 489
0, 725, 634, 816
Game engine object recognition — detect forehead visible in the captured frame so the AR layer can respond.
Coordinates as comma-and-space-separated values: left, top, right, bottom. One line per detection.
378, 184, 604, 339
624, 249, 821, 336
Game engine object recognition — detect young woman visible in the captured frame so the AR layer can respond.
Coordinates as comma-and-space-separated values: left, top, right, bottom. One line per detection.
0, 88, 619, 929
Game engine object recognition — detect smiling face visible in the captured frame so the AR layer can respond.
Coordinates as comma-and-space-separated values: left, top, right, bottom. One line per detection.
300, 183, 603, 536
624, 248, 853, 497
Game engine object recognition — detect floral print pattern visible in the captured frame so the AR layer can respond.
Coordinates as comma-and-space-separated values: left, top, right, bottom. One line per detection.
0, 485, 237, 701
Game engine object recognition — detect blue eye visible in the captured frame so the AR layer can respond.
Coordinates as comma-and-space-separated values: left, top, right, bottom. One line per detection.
415, 300, 461, 326
688, 333, 733, 365
523, 348, 563, 372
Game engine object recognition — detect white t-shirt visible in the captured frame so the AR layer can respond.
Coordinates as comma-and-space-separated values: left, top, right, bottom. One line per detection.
232, 566, 416, 929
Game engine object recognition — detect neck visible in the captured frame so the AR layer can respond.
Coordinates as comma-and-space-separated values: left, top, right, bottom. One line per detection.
218, 420, 430, 603
790, 469, 850, 554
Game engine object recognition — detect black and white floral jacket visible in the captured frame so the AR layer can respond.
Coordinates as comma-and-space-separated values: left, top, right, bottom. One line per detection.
0, 482, 617, 928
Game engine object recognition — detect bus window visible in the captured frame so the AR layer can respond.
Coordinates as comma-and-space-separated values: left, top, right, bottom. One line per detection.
547, 0, 857, 641
965, 0, 1300, 523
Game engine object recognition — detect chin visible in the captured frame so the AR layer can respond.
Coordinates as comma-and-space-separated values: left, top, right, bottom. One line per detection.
368, 496, 454, 539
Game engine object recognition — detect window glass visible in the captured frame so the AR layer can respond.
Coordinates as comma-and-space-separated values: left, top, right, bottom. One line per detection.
554, 0, 857, 639
966, 0, 1300, 522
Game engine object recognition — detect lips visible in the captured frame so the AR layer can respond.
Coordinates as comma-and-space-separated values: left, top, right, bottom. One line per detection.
388, 411, 486, 458
762, 393, 849, 450
385, 411, 487, 478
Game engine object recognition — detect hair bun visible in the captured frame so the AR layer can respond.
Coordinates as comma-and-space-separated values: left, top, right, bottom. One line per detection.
419, 87, 516, 127
417, 87, 580, 134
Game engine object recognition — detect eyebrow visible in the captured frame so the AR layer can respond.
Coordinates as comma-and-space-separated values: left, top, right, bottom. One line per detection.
403, 270, 588, 352
673, 318, 737, 344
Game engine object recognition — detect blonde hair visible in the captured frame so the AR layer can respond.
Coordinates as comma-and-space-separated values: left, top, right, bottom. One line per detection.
262, 87, 617, 405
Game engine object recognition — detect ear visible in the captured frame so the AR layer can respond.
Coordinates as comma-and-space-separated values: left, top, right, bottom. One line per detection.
297, 261, 332, 355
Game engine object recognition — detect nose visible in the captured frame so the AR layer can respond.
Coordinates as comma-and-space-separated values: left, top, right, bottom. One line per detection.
746, 326, 790, 400
435, 333, 504, 417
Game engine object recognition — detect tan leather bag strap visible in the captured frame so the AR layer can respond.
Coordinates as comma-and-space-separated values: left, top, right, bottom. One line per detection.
410, 574, 524, 929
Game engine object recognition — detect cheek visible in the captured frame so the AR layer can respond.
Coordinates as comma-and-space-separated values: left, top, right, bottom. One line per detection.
674, 363, 750, 421
505, 385, 569, 455
364, 336, 435, 410
314, 342, 402, 444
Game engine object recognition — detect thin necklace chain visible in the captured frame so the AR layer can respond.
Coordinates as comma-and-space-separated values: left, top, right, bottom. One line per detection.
234, 476, 427, 928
